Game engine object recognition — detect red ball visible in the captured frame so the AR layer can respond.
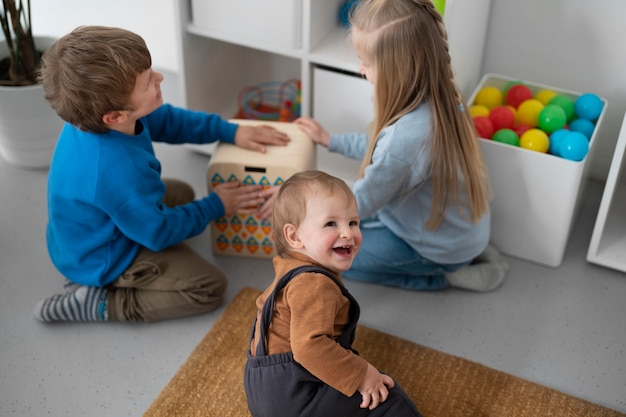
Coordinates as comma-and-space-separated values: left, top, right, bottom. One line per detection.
488, 106, 516, 131
505, 84, 534, 108
473, 116, 495, 139
513, 123, 531, 137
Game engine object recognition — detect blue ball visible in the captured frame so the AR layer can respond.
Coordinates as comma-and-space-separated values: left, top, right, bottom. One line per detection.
559, 131, 589, 161
575, 93, 603, 121
549, 129, 569, 156
569, 118, 595, 140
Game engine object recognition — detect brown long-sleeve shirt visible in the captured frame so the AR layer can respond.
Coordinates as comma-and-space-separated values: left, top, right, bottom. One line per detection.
250, 253, 368, 397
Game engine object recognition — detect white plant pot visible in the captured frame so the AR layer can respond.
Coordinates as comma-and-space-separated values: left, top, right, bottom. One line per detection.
0, 36, 63, 169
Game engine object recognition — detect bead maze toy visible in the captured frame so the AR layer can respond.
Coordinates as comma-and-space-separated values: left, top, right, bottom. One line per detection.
235, 79, 301, 122
206, 119, 315, 258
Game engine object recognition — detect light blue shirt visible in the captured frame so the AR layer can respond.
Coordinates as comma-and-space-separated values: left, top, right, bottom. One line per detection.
329, 103, 490, 264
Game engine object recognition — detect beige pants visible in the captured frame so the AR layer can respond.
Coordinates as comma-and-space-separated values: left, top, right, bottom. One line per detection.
107, 179, 227, 322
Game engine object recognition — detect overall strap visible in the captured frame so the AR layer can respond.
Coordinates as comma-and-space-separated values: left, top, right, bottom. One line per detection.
254, 265, 360, 357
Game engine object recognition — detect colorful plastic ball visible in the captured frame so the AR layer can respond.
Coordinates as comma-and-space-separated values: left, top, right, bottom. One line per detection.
569, 118, 595, 139
537, 104, 567, 133
488, 106, 516, 131
492, 129, 519, 146
517, 99, 544, 127
469, 104, 490, 118
559, 131, 589, 161
505, 84, 533, 108
513, 123, 531, 137
520, 129, 549, 153
473, 116, 495, 139
548, 95, 575, 122
549, 129, 569, 156
535, 89, 557, 105
502, 80, 524, 94
474, 86, 503, 110
507, 106, 519, 125
574, 93, 603, 121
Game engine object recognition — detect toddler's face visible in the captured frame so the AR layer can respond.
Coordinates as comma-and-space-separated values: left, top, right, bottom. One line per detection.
293, 191, 362, 274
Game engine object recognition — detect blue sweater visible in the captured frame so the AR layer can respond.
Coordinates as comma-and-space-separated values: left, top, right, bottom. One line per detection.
47, 104, 237, 286
329, 104, 490, 264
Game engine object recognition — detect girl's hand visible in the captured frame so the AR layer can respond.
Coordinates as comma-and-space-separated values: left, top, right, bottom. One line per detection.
234, 125, 290, 153
357, 364, 395, 410
212, 182, 264, 216
294, 117, 330, 147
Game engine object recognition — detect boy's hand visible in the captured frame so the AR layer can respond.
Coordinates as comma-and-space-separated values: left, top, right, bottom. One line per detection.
234, 125, 290, 153
212, 182, 264, 216
357, 364, 395, 410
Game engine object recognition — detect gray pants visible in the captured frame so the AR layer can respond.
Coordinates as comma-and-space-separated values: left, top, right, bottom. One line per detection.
107, 179, 227, 322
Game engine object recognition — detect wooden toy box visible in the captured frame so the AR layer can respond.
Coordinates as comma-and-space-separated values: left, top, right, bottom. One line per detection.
207, 120, 315, 258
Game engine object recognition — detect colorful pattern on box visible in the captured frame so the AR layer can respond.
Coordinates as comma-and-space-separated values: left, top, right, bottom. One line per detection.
210, 173, 286, 257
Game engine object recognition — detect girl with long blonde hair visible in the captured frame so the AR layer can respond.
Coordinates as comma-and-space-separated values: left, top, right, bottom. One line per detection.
296, 0, 508, 291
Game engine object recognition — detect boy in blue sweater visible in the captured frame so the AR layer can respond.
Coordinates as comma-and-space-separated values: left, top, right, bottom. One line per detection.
33, 26, 289, 323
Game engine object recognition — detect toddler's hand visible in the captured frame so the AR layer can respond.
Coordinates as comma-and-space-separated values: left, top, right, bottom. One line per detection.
235, 125, 290, 153
357, 363, 395, 410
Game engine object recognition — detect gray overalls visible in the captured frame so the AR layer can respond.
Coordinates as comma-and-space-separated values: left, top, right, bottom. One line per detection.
244, 265, 423, 417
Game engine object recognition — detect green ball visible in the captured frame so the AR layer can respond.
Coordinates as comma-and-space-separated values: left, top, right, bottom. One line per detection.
492, 128, 520, 146
538, 104, 567, 133
548, 95, 576, 122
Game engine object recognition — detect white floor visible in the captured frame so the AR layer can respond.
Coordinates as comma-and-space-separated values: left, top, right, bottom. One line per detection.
1, 141, 626, 416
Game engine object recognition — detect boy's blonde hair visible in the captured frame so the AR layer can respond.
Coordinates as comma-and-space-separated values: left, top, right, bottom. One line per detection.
38, 26, 152, 133
272, 170, 356, 257
350, 0, 491, 229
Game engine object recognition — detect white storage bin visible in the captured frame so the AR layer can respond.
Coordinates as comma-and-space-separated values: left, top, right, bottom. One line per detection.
470, 74, 607, 267
190, 0, 302, 50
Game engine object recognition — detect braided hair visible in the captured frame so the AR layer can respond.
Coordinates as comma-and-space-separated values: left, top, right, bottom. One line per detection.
350, 0, 491, 228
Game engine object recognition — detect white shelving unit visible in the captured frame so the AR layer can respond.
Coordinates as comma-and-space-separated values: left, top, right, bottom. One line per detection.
587, 111, 626, 273
174, 0, 492, 180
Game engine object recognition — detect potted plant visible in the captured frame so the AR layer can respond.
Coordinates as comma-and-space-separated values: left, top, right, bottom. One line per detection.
0, 0, 62, 169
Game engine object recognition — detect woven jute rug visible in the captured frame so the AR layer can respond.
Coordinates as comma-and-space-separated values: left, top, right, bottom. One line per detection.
143, 287, 624, 417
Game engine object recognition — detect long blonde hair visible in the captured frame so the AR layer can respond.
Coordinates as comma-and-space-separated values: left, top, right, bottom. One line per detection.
350, 0, 491, 229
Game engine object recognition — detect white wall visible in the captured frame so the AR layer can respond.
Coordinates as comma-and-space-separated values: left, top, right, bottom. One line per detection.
29, 0, 626, 181
482, 0, 626, 181
30, 0, 179, 73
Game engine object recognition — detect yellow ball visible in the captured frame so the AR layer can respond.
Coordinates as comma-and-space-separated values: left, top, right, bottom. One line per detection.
520, 128, 549, 153
474, 86, 503, 110
469, 104, 490, 118
517, 99, 545, 127
535, 89, 558, 105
